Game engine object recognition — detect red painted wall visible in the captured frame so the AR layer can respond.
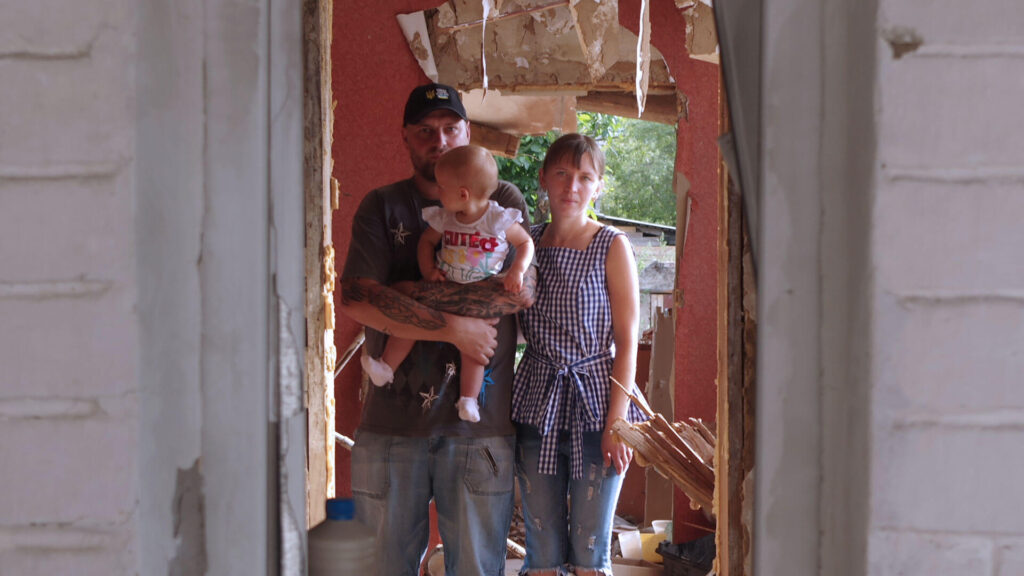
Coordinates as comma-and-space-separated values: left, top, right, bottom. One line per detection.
331, 0, 720, 545
616, 0, 721, 543
330, 0, 445, 500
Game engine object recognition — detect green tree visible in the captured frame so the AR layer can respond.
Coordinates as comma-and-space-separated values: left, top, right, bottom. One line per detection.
600, 118, 677, 226
495, 112, 676, 227
495, 131, 558, 221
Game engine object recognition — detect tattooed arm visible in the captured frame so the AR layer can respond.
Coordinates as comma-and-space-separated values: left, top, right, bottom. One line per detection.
340, 277, 499, 365
398, 265, 537, 319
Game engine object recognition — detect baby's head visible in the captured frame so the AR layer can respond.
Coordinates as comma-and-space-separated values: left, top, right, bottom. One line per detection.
435, 145, 499, 204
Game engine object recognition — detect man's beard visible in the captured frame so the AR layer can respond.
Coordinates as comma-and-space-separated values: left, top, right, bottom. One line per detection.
415, 159, 438, 182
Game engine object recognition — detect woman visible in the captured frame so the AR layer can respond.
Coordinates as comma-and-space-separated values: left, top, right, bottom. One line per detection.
512, 133, 648, 576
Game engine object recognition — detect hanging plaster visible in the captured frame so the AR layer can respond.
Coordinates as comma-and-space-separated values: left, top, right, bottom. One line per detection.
635, 0, 651, 115
481, 0, 492, 91
568, 0, 620, 81
396, 11, 440, 81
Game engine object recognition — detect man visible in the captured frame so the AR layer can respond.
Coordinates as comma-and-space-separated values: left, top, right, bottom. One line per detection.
340, 83, 535, 575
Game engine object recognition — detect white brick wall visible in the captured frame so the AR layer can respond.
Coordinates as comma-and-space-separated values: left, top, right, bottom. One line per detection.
869, 532, 994, 575
871, 1, 1024, 572
0, 0, 138, 573
997, 540, 1024, 576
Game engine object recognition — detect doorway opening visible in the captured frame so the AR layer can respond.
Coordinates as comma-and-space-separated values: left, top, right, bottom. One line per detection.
302, 1, 758, 574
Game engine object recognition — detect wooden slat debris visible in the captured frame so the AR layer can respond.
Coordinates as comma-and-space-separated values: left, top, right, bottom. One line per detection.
610, 377, 716, 514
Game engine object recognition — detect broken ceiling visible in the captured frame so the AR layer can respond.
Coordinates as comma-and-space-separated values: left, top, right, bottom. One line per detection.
397, 0, 719, 145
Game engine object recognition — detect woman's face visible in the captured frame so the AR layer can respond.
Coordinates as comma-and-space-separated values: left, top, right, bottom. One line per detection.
539, 152, 603, 222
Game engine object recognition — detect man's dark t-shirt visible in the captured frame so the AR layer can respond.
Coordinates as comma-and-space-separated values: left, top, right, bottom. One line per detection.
342, 178, 529, 437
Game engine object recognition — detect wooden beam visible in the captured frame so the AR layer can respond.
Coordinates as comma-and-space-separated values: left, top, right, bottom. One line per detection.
469, 123, 521, 158
716, 92, 745, 576
577, 91, 678, 125
303, 0, 334, 529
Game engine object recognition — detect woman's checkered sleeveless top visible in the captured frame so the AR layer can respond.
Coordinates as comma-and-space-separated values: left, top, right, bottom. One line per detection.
512, 224, 648, 478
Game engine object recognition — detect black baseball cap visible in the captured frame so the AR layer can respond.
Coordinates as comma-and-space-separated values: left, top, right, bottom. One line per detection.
403, 83, 468, 126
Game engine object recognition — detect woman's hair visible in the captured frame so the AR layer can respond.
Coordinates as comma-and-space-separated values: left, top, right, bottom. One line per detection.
542, 133, 606, 177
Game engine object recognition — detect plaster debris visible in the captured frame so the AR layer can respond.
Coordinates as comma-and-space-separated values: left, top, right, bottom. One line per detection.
437, 3, 457, 28
397, 12, 440, 81
568, 0, 620, 81
399, 0, 671, 95
635, 0, 651, 115
684, 0, 719, 63
882, 26, 924, 59
481, 0, 492, 90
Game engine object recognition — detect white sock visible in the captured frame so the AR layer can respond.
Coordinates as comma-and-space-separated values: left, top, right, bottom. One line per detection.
360, 352, 394, 387
456, 396, 480, 423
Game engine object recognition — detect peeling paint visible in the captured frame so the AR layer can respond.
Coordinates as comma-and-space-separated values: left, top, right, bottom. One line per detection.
169, 459, 207, 576
677, 91, 690, 122
882, 26, 923, 59
279, 300, 303, 419
515, 56, 529, 68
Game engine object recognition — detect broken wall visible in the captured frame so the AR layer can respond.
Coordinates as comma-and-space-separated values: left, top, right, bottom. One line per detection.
331, 2, 721, 545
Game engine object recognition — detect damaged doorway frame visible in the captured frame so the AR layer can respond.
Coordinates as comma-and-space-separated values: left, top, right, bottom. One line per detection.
284, 0, 862, 574
292, 2, 768, 576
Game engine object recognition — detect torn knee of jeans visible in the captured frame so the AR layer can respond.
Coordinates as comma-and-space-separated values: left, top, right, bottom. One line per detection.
519, 567, 568, 576
588, 463, 598, 481
571, 566, 613, 576
587, 534, 596, 551
532, 517, 544, 531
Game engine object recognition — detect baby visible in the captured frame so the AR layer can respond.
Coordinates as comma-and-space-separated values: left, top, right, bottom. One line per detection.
361, 145, 535, 422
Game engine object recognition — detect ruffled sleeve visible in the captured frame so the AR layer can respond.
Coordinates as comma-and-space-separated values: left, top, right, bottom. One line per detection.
421, 205, 447, 232
485, 201, 523, 234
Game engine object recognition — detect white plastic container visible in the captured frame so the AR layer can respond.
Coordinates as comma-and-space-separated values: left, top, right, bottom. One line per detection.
308, 498, 376, 575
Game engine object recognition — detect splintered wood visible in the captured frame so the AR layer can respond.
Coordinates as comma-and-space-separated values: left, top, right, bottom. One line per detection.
610, 377, 716, 514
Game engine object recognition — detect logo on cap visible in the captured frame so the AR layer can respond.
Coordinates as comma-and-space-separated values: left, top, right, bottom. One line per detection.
428, 87, 451, 101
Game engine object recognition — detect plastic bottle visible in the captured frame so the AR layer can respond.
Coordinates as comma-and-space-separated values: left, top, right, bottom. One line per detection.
308, 498, 376, 575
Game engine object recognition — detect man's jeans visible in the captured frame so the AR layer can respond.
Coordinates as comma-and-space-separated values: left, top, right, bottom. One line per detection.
351, 431, 515, 576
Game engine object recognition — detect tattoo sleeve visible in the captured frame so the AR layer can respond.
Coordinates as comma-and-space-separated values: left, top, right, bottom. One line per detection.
406, 265, 537, 319
341, 277, 447, 330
